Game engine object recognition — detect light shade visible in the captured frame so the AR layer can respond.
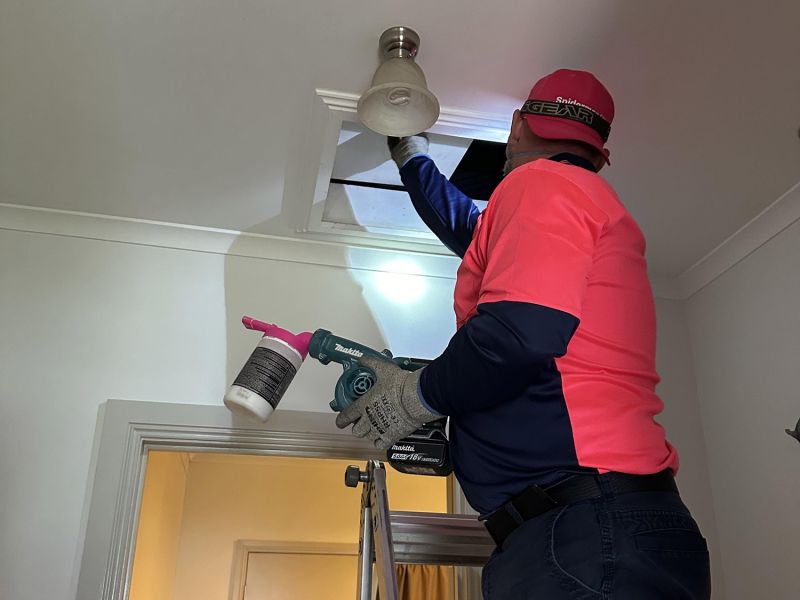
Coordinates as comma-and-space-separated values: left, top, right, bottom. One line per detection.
357, 27, 440, 137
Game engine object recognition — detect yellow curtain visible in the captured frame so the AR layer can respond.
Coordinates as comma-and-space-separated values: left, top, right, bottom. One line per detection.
394, 564, 454, 600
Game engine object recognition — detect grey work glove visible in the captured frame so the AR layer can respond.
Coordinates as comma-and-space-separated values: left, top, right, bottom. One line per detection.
387, 134, 429, 169
335, 355, 439, 449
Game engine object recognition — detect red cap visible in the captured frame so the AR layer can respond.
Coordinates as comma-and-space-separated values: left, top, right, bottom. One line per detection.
521, 69, 614, 163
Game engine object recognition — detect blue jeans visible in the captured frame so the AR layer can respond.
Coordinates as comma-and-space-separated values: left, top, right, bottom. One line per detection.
481, 489, 711, 599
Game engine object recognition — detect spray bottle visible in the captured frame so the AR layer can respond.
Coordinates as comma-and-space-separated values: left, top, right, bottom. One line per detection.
223, 317, 313, 422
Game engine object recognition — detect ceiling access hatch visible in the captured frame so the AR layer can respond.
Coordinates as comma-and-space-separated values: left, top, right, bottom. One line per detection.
304, 121, 505, 250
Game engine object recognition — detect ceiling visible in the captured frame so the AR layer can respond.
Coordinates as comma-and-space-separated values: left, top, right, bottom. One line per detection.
1, 0, 798, 277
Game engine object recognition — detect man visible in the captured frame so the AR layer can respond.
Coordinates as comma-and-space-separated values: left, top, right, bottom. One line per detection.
337, 69, 711, 598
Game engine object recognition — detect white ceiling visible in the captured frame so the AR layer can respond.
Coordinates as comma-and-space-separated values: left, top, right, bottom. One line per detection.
1, 0, 799, 277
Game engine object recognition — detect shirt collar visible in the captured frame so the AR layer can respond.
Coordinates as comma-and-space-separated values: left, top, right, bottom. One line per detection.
547, 152, 597, 173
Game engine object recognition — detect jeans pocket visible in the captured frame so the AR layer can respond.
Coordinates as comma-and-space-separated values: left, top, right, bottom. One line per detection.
548, 503, 605, 597
613, 503, 711, 599
634, 529, 709, 555
620, 509, 709, 557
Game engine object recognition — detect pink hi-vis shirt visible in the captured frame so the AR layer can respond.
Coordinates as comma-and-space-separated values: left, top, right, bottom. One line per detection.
454, 159, 679, 479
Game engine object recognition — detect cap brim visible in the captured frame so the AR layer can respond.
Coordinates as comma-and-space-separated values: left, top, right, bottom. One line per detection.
526, 115, 610, 165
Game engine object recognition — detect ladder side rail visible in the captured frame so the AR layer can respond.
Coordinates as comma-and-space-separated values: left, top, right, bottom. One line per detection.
370, 461, 400, 600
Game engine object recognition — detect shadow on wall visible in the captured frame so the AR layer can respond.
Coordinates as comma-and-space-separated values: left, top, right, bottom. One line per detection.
222, 232, 387, 418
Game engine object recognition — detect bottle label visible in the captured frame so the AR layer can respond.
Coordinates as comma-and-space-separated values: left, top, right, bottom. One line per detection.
232, 346, 297, 409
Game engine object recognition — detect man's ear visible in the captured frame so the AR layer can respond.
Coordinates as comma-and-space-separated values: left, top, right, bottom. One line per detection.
508, 109, 525, 145
593, 147, 609, 172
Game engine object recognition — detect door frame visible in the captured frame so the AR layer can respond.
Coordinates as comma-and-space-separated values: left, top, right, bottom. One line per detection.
75, 399, 479, 600
76, 399, 382, 600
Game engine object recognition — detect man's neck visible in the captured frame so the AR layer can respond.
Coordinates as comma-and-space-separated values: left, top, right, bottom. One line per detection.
505, 150, 597, 175
504, 151, 550, 176
547, 152, 597, 172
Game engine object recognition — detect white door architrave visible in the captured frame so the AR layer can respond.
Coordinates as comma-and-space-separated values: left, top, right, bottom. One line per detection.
75, 400, 381, 600
74, 400, 479, 600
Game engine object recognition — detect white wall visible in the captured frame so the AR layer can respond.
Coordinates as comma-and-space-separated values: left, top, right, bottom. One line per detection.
0, 229, 227, 600
0, 225, 456, 600
655, 299, 725, 597
0, 222, 719, 600
686, 220, 800, 600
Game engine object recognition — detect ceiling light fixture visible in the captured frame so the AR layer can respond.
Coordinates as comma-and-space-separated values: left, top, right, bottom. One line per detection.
357, 26, 440, 137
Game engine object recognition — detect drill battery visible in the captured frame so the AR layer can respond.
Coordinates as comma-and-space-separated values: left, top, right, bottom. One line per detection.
386, 418, 452, 476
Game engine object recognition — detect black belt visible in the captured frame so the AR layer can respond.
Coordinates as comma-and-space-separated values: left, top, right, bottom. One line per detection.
484, 470, 677, 548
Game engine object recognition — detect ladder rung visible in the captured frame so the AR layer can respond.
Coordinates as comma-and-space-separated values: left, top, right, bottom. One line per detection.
389, 511, 494, 567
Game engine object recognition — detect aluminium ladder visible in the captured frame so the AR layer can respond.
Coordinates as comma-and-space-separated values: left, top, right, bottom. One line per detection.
344, 460, 494, 600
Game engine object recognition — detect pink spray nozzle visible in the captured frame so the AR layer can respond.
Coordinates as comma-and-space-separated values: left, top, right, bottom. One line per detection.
242, 316, 274, 333
241, 316, 313, 359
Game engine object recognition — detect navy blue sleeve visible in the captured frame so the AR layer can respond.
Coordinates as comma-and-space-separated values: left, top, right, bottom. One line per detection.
400, 155, 481, 258
419, 301, 579, 416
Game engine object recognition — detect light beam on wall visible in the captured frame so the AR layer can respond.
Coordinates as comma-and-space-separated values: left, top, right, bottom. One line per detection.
374, 259, 428, 303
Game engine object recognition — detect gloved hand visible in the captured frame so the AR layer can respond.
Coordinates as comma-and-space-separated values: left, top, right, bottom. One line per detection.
387, 134, 429, 169
335, 355, 439, 449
